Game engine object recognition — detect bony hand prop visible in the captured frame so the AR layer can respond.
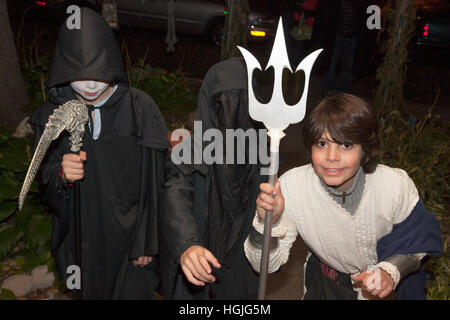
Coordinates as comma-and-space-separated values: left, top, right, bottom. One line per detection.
19, 100, 88, 210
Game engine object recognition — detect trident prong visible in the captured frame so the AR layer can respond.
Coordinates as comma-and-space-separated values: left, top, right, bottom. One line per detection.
238, 18, 322, 131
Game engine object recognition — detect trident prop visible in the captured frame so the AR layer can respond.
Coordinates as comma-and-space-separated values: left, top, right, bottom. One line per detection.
18, 100, 88, 300
238, 18, 322, 299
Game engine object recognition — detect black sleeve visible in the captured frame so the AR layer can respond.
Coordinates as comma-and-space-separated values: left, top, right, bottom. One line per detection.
161, 159, 204, 263
128, 148, 167, 259
128, 88, 171, 259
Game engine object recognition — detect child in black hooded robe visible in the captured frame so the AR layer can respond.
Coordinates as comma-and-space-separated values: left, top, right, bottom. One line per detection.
29, 8, 170, 299
160, 57, 269, 299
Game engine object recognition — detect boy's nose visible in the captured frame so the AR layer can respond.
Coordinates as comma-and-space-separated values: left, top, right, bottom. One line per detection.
327, 145, 340, 162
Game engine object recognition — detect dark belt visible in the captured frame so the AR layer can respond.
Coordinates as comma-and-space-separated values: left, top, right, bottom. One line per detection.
304, 254, 357, 300
320, 260, 338, 281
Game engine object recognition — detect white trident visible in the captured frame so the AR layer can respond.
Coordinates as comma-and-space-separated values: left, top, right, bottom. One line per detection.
238, 18, 322, 300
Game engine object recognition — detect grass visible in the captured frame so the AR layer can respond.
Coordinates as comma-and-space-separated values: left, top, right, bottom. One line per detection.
379, 106, 449, 300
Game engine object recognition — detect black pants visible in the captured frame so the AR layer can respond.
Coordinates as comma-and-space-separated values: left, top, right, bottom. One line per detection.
303, 254, 358, 300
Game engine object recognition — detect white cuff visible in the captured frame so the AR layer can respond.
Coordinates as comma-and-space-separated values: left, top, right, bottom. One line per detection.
252, 211, 287, 238
375, 261, 401, 289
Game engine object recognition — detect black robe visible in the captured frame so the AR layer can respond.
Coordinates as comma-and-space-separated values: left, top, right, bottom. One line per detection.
160, 58, 268, 299
29, 8, 170, 299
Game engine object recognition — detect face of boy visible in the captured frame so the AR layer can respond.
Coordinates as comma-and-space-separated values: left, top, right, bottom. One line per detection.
70, 80, 111, 104
311, 131, 364, 191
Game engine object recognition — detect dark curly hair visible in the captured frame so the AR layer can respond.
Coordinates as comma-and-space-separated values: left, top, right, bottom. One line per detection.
302, 93, 381, 173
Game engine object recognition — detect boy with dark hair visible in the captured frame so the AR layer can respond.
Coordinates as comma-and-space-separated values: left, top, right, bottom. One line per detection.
245, 93, 442, 300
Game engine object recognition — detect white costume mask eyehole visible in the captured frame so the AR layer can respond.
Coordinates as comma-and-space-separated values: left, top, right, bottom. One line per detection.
70, 80, 110, 102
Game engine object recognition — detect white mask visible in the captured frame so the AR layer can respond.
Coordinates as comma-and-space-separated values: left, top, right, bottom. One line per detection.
70, 80, 110, 102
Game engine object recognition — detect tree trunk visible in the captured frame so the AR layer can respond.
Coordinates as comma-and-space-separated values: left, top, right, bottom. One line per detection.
374, 0, 416, 117
221, 0, 250, 61
0, 0, 29, 129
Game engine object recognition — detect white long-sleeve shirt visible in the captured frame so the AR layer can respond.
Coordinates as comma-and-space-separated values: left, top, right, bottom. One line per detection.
244, 164, 422, 299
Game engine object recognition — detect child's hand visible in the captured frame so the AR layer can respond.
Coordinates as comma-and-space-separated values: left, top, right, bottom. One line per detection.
180, 245, 221, 286
352, 268, 394, 299
61, 151, 87, 182
256, 181, 285, 224
133, 256, 153, 267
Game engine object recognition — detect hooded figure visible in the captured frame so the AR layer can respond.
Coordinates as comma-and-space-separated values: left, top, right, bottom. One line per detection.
29, 8, 170, 299
160, 57, 268, 299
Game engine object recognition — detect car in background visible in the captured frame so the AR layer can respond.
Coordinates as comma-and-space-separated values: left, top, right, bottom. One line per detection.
415, 7, 450, 48
409, 5, 450, 68
117, 0, 275, 44
33, 0, 276, 44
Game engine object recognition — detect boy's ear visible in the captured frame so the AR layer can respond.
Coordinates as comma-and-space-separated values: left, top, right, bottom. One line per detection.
361, 151, 368, 163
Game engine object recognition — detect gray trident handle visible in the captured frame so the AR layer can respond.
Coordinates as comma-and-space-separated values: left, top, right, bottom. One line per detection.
257, 150, 279, 300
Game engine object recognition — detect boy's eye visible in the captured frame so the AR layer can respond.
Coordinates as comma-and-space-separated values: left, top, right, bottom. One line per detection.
317, 141, 327, 148
342, 143, 353, 150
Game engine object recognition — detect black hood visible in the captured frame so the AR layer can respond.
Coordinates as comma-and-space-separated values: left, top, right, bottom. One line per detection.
47, 7, 128, 104
173, 57, 268, 266
197, 57, 247, 132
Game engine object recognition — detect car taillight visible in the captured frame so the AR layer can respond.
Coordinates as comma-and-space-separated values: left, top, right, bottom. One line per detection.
423, 25, 429, 37
250, 30, 266, 37
36, 1, 46, 6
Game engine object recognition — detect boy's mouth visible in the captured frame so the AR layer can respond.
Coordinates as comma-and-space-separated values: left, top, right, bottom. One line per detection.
323, 168, 344, 175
